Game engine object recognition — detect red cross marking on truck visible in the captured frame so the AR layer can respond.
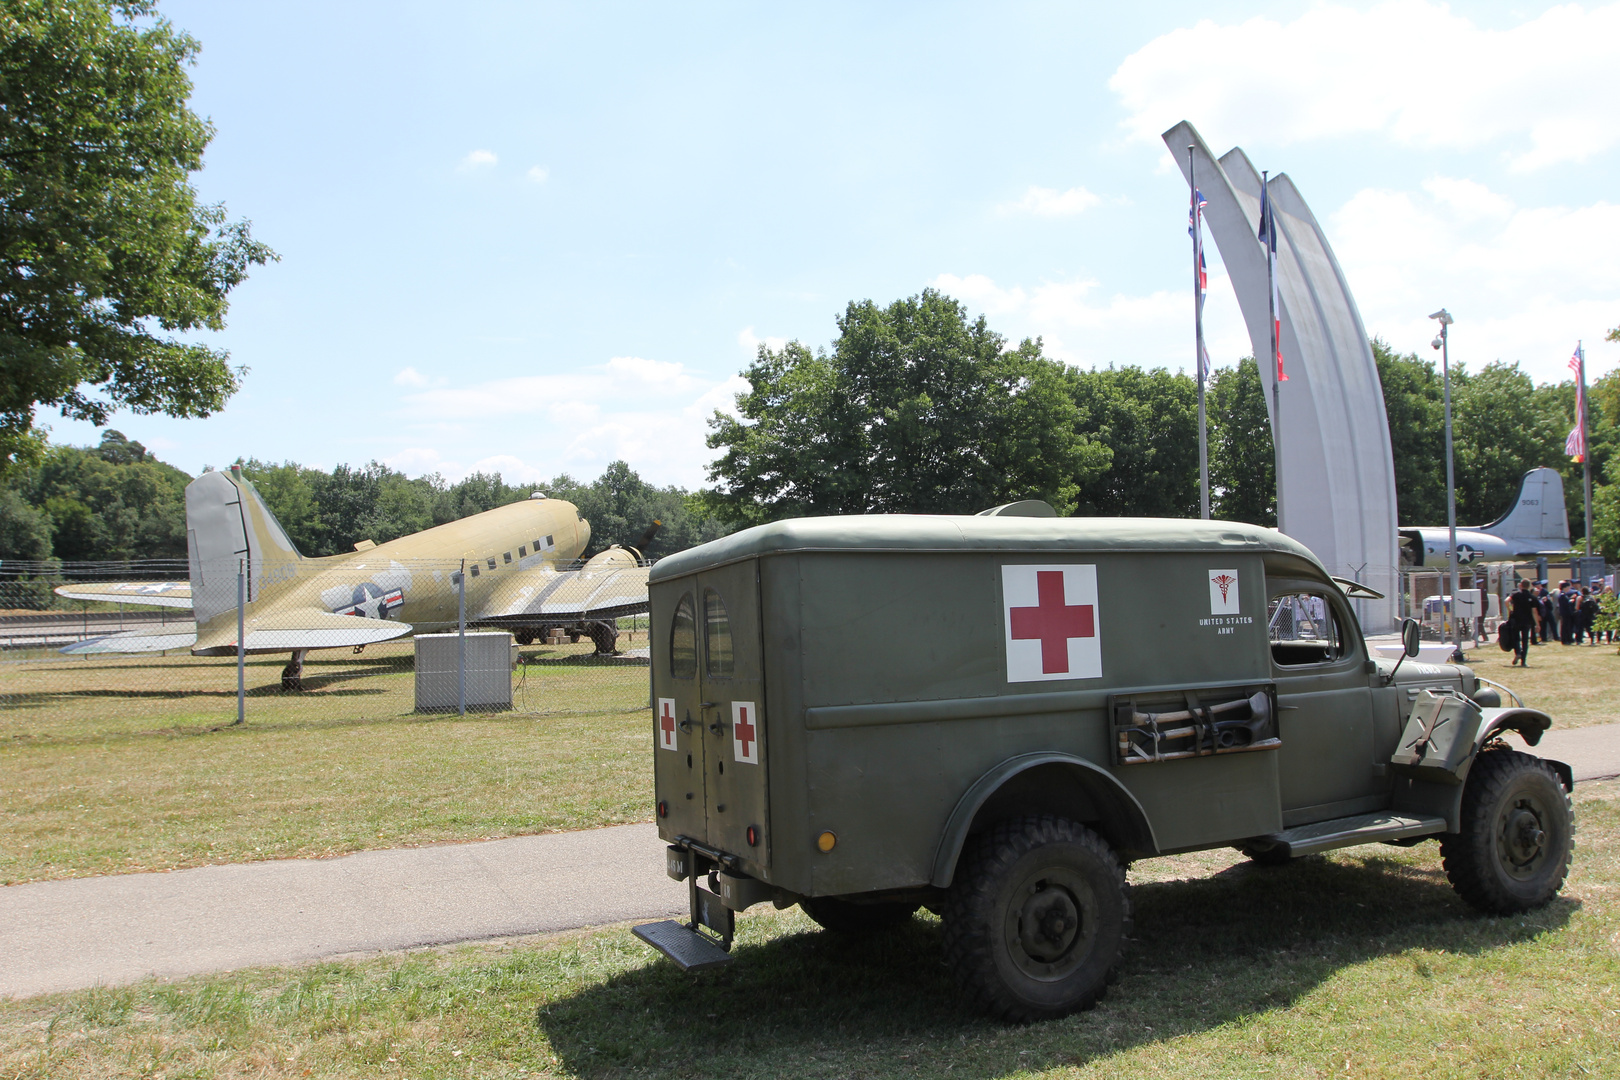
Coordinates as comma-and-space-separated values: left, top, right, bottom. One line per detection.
735, 704, 756, 760
658, 699, 676, 750
1009, 570, 1095, 674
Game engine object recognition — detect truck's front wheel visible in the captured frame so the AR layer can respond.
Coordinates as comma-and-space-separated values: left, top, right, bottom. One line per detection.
1439, 747, 1573, 914
942, 816, 1129, 1022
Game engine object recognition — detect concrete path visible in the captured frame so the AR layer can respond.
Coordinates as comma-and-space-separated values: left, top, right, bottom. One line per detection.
0, 824, 683, 1000
3, 725, 1616, 1001
1521, 722, 1620, 783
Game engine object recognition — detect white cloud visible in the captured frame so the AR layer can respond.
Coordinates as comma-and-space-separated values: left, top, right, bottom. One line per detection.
737, 326, 787, 356
391, 355, 744, 487
1110, 1, 1620, 171
932, 270, 1250, 372
393, 366, 430, 388
526, 165, 549, 183
605, 355, 689, 385
457, 149, 498, 171
998, 185, 1101, 217
1329, 182, 1620, 380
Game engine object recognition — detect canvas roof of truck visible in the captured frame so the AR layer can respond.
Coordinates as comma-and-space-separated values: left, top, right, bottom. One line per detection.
649, 516, 1321, 582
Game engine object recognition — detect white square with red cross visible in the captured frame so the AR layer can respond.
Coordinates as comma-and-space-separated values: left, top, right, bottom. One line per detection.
731, 700, 760, 764
1002, 564, 1101, 683
657, 697, 678, 751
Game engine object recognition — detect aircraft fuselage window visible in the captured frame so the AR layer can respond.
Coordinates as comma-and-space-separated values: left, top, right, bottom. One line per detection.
487, 558, 497, 571
519, 546, 527, 557
470, 565, 480, 577
546, 534, 554, 548
1268, 591, 1342, 665
704, 588, 734, 677
503, 551, 512, 565
671, 593, 697, 679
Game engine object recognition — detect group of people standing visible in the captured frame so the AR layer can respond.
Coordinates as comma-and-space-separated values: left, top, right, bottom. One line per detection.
1505, 576, 1616, 666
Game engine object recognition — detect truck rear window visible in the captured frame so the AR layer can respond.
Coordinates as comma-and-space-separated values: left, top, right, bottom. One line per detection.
670, 593, 697, 679
1269, 591, 1342, 665
704, 588, 734, 677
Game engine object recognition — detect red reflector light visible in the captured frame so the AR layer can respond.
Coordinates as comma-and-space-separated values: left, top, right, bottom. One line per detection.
746, 825, 759, 846
657, 800, 668, 818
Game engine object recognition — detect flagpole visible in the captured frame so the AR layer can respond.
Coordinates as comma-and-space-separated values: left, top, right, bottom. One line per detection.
1191, 145, 1209, 520
1262, 169, 1284, 530
1581, 342, 1592, 558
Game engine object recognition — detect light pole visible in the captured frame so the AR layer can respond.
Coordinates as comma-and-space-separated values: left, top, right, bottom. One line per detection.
1430, 308, 1463, 661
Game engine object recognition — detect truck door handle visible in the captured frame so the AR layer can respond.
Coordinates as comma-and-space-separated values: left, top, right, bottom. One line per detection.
709, 720, 727, 735
678, 712, 694, 733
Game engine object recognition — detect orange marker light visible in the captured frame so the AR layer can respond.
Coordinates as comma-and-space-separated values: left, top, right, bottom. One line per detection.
816, 831, 837, 853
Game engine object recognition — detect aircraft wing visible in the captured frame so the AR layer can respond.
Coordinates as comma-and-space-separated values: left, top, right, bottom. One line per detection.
194, 609, 413, 654
474, 563, 652, 623
54, 582, 193, 608
60, 623, 199, 655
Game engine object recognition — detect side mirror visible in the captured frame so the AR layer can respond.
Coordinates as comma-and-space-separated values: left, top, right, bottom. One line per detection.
1402, 618, 1421, 657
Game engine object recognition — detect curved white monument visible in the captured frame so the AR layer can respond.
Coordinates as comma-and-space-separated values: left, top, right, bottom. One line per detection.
1164, 121, 1400, 632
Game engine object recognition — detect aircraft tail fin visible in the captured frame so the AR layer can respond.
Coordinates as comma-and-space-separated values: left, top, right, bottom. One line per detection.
1481, 467, 1570, 547
186, 465, 304, 626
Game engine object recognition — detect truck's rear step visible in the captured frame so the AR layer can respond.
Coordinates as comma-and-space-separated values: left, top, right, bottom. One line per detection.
1271, 812, 1448, 858
633, 920, 735, 971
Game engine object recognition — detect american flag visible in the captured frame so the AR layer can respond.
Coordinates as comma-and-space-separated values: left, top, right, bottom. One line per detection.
1566, 346, 1585, 463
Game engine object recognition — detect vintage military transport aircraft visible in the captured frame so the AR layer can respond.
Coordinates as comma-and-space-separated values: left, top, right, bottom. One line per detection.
1399, 467, 1573, 567
55, 465, 654, 688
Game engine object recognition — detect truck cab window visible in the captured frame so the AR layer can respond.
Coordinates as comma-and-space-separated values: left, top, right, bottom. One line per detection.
704, 588, 734, 677
1269, 591, 1341, 665
670, 593, 697, 679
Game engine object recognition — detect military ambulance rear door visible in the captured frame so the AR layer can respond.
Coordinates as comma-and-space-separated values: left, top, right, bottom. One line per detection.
696, 559, 769, 867
653, 584, 707, 842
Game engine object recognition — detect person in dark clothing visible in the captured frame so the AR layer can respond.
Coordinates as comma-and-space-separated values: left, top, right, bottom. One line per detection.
1538, 584, 1556, 644
1558, 584, 1578, 644
1506, 578, 1538, 666
1580, 587, 1599, 645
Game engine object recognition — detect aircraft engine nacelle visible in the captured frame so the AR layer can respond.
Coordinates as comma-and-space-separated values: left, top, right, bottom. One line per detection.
1398, 530, 1424, 567
583, 545, 643, 572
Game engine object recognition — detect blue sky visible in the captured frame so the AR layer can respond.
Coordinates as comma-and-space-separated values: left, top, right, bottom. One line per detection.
41, 1, 1620, 489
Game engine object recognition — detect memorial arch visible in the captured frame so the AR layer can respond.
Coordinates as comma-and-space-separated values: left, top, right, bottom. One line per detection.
1164, 121, 1399, 633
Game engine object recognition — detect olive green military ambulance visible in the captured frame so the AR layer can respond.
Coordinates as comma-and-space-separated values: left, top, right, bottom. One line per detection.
632, 508, 1574, 1022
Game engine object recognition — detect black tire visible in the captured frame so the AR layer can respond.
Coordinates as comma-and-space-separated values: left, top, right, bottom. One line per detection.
1439, 747, 1573, 914
942, 816, 1129, 1023
1238, 842, 1293, 867
799, 896, 919, 933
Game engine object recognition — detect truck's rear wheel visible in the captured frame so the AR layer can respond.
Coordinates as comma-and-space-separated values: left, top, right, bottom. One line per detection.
1439, 747, 1573, 914
799, 896, 918, 933
942, 815, 1129, 1022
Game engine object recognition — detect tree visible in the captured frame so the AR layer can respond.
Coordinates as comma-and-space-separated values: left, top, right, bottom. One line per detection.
1206, 358, 1275, 526
1450, 362, 1567, 526
1372, 339, 1447, 525
1, 1, 274, 469
15, 428, 189, 559
1066, 366, 1199, 517
706, 290, 1107, 522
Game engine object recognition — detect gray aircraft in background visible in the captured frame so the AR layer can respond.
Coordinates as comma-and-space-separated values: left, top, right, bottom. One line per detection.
1399, 467, 1571, 566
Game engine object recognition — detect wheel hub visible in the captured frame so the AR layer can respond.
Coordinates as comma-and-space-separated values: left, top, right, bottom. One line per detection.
1498, 798, 1548, 876
1016, 882, 1081, 965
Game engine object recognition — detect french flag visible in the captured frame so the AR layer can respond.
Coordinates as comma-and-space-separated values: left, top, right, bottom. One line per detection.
1257, 184, 1286, 382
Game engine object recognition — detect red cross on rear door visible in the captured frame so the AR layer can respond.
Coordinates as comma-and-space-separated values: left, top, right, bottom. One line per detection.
1002, 564, 1102, 682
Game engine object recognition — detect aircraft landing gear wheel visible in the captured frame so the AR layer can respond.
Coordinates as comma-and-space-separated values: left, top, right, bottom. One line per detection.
585, 620, 618, 655
280, 649, 307, 692
942, 816, 1129, 1022
1440, 747, 1573, 914
800, 897, 919, 934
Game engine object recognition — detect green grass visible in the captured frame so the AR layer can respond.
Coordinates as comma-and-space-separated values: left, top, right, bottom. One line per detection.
3, 781, 1615, 1078
0, 642, 653, 885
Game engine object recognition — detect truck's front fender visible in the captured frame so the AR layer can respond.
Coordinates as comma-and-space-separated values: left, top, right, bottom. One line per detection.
1478, 706, 1553, 749
930, 753, 1158, 888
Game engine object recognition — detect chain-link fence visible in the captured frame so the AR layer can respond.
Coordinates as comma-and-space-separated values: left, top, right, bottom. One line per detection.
1, 558, 652, 729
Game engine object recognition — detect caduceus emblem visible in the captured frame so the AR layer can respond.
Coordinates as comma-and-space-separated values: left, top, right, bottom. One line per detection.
1212, 573, 1237, 603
